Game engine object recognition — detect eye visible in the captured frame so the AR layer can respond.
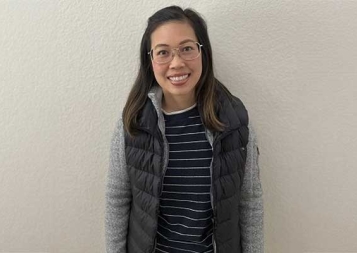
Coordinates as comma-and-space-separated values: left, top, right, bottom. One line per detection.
156, 50, 169, 56
182, 46, 194, 52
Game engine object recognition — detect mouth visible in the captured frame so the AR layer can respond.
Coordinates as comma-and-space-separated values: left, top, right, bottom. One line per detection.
167, 74, 190, 84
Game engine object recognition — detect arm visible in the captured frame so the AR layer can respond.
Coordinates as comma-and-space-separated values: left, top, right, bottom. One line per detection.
105, 118, 132, 253
239, 123, 264, 252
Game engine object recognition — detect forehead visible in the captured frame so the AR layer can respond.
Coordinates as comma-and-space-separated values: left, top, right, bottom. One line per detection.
150, 21, 197, 48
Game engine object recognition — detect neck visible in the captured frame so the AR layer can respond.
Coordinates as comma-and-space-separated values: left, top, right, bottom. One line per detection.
162, 93, 196, 113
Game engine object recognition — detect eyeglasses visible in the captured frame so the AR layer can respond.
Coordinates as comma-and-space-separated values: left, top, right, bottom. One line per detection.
148, 41, 203, 64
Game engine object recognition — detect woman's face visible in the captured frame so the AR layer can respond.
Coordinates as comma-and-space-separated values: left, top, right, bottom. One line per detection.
150, 21, 202, 106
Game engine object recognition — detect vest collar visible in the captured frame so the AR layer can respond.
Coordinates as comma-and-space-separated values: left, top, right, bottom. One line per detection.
137, 84, 245, 136
137, 85, 165, 138
206, 87, 245, 131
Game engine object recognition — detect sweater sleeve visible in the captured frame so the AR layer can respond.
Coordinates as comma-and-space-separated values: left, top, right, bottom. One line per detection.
105, 118, 132, 253
239, 123, 264, 253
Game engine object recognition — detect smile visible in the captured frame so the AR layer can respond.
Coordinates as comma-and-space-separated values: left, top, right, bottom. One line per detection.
168, 74, 189, 82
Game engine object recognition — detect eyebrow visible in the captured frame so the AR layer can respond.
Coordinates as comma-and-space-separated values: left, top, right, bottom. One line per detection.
153, 39, 195, 49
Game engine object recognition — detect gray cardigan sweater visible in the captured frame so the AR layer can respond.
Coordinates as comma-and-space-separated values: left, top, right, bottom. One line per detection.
105, 86, 264, 253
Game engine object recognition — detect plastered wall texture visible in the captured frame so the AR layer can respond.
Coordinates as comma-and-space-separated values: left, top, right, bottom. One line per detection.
0, 1, 356, 252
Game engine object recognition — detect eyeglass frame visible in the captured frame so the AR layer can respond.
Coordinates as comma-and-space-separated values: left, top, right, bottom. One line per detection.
148, 42, 203, 64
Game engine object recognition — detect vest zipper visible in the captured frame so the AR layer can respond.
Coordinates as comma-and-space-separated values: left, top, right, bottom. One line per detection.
151, 238, 157, 253
210, 128, 239, 253
206, 130, 217, 253
151, 132, 170, 253
209, 156, 217, 253
159, 134, 170, 195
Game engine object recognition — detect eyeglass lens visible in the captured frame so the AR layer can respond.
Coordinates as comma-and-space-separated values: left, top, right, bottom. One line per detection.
151, 42, 201, 63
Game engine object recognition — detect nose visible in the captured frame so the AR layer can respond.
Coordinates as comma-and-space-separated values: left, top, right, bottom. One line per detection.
169, 49, 185, 68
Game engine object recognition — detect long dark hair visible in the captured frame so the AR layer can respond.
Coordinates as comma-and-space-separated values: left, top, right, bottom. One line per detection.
123, 5, 229, 136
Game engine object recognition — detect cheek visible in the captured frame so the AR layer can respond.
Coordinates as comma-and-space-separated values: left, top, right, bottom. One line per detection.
192, 56, 202, 70
152, 63, 166, 77
191, 59, 202, 76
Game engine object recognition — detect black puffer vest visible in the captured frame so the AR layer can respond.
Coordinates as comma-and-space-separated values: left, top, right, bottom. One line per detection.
124, 86, 249, 253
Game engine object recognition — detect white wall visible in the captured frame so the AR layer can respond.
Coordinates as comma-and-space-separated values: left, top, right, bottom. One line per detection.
1, 1, 356, 252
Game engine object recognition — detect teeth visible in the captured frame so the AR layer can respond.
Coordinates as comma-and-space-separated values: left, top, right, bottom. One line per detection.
169, 74, 189, 81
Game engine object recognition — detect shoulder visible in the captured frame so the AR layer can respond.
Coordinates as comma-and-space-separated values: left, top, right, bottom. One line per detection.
110, 112, 127, 150
216, 83, 249, 127
247, 121, 258, 146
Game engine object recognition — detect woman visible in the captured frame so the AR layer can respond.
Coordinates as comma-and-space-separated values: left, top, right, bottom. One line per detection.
106, 5, 263, 253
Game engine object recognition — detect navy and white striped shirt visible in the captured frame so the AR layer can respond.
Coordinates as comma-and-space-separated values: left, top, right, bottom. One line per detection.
155, 104, 214, 253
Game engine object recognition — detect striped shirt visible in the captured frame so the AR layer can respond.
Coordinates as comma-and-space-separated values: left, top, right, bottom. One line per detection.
155, 104, 214, 253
